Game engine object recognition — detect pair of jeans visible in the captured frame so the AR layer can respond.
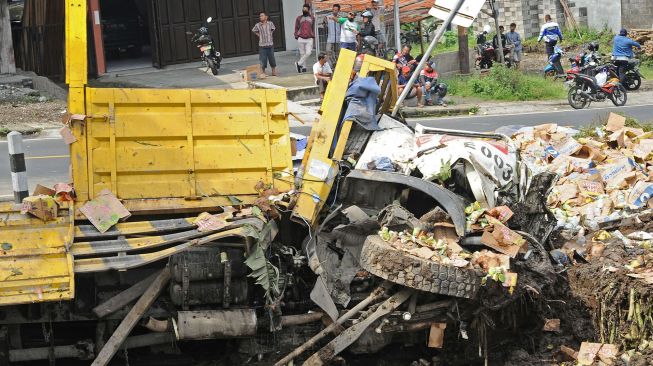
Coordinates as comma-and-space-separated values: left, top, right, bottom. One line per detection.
614, 59, 629, 83
259, 46, 276, 71
422, 86, 443, 105
341, 42, 356, 51
297, 38, 314, 68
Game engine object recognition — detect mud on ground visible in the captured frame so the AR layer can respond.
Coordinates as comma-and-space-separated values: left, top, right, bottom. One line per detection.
0, 100, 67, 135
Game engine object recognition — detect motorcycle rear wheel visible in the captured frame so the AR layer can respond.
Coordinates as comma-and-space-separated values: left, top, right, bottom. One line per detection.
568, 86, 589, 109
207, 58, 219, 75
611, 85, 627, 106
624, 73, 641, 91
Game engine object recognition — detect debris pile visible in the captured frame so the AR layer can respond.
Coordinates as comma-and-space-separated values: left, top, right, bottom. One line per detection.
631, 29, 653, 57
507, 113, 653, 364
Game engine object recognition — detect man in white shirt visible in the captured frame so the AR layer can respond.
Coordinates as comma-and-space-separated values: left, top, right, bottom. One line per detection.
313, 52, 333, 100
324, 4, 342, 66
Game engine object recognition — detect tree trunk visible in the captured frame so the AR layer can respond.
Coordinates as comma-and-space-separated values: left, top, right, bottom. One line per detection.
457, 26, 470, 74
0, 0, 16, 74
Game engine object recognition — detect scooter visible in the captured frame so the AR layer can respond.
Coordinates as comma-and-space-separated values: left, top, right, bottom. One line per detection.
544, 46, 565, 79
188, 17, 222, 76
567, 65, 627, 110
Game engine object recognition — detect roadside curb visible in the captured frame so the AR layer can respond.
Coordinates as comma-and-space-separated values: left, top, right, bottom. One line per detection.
402, 105, 479, 118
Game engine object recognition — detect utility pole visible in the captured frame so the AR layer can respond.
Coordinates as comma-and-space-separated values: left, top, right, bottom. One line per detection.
394, 0, 401, 49
0, 0, 17, 74
457, 26, 470, 74
489, 0, 504, 64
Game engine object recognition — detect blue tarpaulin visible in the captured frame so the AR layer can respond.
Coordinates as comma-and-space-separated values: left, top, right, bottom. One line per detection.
342, 76, 382, 131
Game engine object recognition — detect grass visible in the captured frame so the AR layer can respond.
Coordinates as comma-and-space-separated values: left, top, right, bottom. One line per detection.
522, 26, 614, 52
0, 127, 9, 137
444, 66, 566, 101
640, 59, 653, 79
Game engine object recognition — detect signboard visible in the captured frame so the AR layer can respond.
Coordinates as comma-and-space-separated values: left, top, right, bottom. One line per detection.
429, 0, 487, 28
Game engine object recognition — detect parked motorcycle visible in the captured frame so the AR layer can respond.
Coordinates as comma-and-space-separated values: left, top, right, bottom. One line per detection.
188, 17, 222, 75
476, 41, 495, 69
567, 65, 627, 109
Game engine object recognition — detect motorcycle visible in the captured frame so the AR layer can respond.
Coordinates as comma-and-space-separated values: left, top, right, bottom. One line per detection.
614, 57, 644, 91
187, 17, 222, 75
476, 41, 495, 70
361, 35, 380, 57
567, 65, 627, 109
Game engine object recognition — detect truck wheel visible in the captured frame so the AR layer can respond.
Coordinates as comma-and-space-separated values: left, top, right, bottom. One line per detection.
360, 235, 481, 299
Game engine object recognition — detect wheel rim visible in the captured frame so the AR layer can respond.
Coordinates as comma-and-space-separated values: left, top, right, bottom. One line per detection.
569, 87, 587, 108
613, 86, 627, 105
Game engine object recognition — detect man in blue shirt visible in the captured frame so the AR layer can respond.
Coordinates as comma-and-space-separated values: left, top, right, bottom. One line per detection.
612, 28, 642, 83
538, 14, 563, 57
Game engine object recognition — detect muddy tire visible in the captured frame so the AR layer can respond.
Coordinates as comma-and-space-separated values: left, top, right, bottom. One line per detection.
360, 235, 481, 299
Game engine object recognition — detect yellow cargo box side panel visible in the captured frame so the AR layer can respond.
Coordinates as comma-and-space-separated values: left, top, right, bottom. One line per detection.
79, 88, 293, 212
0, 203, 75, 305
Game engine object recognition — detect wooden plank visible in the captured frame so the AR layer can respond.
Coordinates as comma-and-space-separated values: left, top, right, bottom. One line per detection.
92, 271, 160, 318
91, 268, 171, 366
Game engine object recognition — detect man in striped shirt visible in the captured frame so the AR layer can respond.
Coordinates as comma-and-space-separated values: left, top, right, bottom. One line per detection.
252, 12, 277, 76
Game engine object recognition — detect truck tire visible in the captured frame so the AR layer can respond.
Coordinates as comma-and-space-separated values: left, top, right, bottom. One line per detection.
360, 235, 481, 299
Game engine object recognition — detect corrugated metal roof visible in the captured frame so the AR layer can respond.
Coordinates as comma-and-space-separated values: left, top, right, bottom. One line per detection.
313, 0, 435, 23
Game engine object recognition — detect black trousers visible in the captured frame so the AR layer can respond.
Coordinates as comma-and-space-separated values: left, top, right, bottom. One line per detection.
545, 40, 557, 57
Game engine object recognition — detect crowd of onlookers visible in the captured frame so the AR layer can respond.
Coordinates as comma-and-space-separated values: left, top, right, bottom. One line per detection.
251, 7, 643, 105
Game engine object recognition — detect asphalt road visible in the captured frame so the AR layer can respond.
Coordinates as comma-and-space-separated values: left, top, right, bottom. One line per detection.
407, 103, 653, 131
2, 103, 653, 198
0, 137, 70, 199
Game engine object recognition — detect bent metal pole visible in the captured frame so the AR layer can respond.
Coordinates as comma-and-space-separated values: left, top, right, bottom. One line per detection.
391, 0, 466, 117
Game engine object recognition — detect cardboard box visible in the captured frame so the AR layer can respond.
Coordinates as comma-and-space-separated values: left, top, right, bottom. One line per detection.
243, 65, 262, 81
79, 189, 131, 233
21, 195, 58, 221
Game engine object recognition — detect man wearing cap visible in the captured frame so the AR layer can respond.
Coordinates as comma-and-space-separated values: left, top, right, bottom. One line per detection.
420, 62, 446, 106
294, 4, 315, 73
330, 11, 359, 51
612, 28, 641, 83
398, 66, 423, 108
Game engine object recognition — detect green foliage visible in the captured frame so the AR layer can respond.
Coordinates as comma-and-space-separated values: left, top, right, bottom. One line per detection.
640, 57, 653, 79
522, 26, 614, 51
446, 66, 566, 101
244, 222, 280, 303
0, 127, 9, 137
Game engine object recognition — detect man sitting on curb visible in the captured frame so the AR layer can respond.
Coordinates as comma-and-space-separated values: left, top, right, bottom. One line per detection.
398, 66, 423, 108
313, 52, 333, 101
420, 62, 447, 107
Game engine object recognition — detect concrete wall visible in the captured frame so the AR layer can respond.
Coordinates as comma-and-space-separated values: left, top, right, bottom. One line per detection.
568, 0, 621, 32
431, 50, 475, 77
282, 1, 303, 51
621, 0, 653, 29
474, 0, 565, 40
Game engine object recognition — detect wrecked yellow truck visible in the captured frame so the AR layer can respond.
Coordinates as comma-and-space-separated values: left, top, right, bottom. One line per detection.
0, 1, 556, 365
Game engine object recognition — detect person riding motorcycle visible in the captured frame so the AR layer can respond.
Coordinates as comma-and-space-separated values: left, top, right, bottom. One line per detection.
612, 28, 641, 83
360, 11, 376, 38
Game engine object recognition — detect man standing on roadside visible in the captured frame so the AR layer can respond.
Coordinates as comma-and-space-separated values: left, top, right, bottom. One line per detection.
294, 4, 315, 73
324, 4, 342, 66
332, 11, 359, 51
252, 12, 277, 77
368, 0, 385, 50
506, 23, 523, 69
538, 14, 563, 57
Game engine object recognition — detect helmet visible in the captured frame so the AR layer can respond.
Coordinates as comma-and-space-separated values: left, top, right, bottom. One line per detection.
363, 35, 378, 46
362, 10, 373, 18
483, 25, 492, 34
588, 41, 599, 52
437, 83, 448, 98
554, 46, 564, 55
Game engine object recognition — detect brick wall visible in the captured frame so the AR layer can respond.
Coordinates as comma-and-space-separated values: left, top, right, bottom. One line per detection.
473, 0, 565, 40
621, 0, 653, 29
